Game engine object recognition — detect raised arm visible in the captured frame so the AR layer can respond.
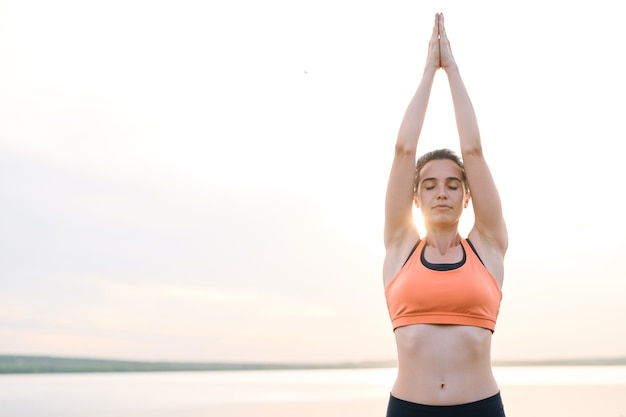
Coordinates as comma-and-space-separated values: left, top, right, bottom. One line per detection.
384, 16, 440, 250
439, 14, 508, 256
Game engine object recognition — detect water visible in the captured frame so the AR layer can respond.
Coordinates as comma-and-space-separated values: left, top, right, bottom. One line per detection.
1, 366, 625, 417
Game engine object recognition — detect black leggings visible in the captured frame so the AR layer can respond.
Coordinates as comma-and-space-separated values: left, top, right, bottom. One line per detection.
386, 392, 506, 417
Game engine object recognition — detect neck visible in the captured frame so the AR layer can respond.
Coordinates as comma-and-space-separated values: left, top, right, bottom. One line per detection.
423, 226, 462, 256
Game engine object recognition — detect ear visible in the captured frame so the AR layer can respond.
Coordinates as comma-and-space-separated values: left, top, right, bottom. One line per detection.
463, 192, 471, 209
413, 194, 420, 208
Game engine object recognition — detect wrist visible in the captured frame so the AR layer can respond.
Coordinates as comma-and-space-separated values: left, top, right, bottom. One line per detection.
443, 63, 460, 75
422, 66, 437, 78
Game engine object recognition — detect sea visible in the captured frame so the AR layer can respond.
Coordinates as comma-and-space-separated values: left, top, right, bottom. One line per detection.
1, 366, 625, 417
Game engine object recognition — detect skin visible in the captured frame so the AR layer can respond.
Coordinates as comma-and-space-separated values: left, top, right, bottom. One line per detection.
383, 14, 508, 405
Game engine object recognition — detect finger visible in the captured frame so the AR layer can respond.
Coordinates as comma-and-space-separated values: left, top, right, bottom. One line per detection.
439, 13, 447, 40
431, 13, 439, 40
437, 13, 442, 67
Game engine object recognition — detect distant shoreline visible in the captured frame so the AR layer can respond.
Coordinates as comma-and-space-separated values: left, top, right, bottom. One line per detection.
1, 355, 626, 374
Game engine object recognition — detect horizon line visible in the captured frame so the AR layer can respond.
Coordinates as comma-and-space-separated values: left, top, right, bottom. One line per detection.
1, 353, 626, 375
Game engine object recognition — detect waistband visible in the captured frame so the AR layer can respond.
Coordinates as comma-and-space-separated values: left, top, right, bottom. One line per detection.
386, 392, 505, 417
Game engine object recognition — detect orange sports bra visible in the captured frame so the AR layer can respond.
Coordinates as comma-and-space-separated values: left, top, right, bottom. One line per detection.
385, 239, 502, 332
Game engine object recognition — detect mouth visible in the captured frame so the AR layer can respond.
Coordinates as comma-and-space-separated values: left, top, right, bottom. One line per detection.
433, 205, 451, 210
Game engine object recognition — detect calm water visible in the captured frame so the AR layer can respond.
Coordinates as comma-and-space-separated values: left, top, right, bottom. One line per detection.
1, 366, 625, 417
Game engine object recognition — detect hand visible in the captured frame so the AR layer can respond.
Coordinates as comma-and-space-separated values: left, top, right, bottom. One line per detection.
438, 13, 457, 71
424, 14, 441, 71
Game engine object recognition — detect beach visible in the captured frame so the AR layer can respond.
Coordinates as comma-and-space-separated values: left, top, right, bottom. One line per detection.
176, 385, 626, 417
1, 368, 625, 417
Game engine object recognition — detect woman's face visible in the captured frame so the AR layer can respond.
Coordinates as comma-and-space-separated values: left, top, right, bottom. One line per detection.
414, 159, 470, 226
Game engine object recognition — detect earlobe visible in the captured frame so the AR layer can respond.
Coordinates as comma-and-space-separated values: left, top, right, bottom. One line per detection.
413, 195, 420, 208
464, 192, 471, 208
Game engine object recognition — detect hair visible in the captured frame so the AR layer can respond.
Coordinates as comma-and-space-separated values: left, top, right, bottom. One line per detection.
413, 148, 469, 194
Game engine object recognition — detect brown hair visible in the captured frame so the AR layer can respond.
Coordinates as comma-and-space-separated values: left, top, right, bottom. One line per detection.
414, 148, 469, 194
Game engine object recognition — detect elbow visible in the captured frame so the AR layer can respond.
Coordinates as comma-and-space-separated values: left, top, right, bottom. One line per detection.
394, 138, 416, 158
460, 136, 483, 158
395, 125, 420, 157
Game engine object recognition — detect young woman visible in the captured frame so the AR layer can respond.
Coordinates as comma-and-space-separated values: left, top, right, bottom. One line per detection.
383, 13, 508, 417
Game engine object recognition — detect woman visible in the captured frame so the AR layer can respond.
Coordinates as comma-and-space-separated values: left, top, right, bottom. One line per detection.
383, 13, 508, 417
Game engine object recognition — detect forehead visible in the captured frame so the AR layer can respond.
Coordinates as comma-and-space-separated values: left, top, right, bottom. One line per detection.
419, 159, 463, 180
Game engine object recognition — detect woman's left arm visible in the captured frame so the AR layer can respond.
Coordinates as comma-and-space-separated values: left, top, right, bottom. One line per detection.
440, 14, 508, 255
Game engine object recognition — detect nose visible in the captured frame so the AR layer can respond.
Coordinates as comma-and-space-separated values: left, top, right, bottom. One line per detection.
436, 186, 447, 199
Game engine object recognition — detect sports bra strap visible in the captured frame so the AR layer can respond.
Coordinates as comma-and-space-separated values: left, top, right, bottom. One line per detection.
403, 238, 484, 267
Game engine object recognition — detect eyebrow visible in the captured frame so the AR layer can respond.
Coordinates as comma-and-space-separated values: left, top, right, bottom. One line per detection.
421, 177, 462, 183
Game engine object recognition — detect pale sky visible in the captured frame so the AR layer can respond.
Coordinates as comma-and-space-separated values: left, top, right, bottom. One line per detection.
1, 0, 625, 364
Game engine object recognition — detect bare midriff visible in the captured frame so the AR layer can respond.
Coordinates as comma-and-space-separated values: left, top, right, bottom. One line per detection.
391, 323, 499, 405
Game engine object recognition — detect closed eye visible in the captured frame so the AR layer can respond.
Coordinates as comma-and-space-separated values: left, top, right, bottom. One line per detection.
447, 179, 462, 190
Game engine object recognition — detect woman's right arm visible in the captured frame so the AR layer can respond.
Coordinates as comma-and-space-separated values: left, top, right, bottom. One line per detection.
384, 15, 440, 251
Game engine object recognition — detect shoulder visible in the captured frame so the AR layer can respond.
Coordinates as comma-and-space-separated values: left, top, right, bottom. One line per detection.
383, 230, 420, 287
466, 229, 505, 286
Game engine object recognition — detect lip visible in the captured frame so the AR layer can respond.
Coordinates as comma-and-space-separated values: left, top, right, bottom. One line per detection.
433, 205, 451, 210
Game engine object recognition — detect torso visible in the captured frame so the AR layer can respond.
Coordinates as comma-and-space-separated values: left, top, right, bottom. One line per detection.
383, 233, 504, 405
392, 324, 499, 405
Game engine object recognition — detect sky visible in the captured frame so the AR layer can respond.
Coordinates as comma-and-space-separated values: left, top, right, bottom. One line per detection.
1, 0, 625, 364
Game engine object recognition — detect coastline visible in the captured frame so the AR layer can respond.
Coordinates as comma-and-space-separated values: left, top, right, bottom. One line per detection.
2, 354, 626, 374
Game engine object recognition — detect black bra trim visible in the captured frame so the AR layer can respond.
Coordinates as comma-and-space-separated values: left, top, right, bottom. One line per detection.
401, 238, 485, 270
401, 240, 421, 268
421, 242, 466, 271
466, 238, 485, 266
